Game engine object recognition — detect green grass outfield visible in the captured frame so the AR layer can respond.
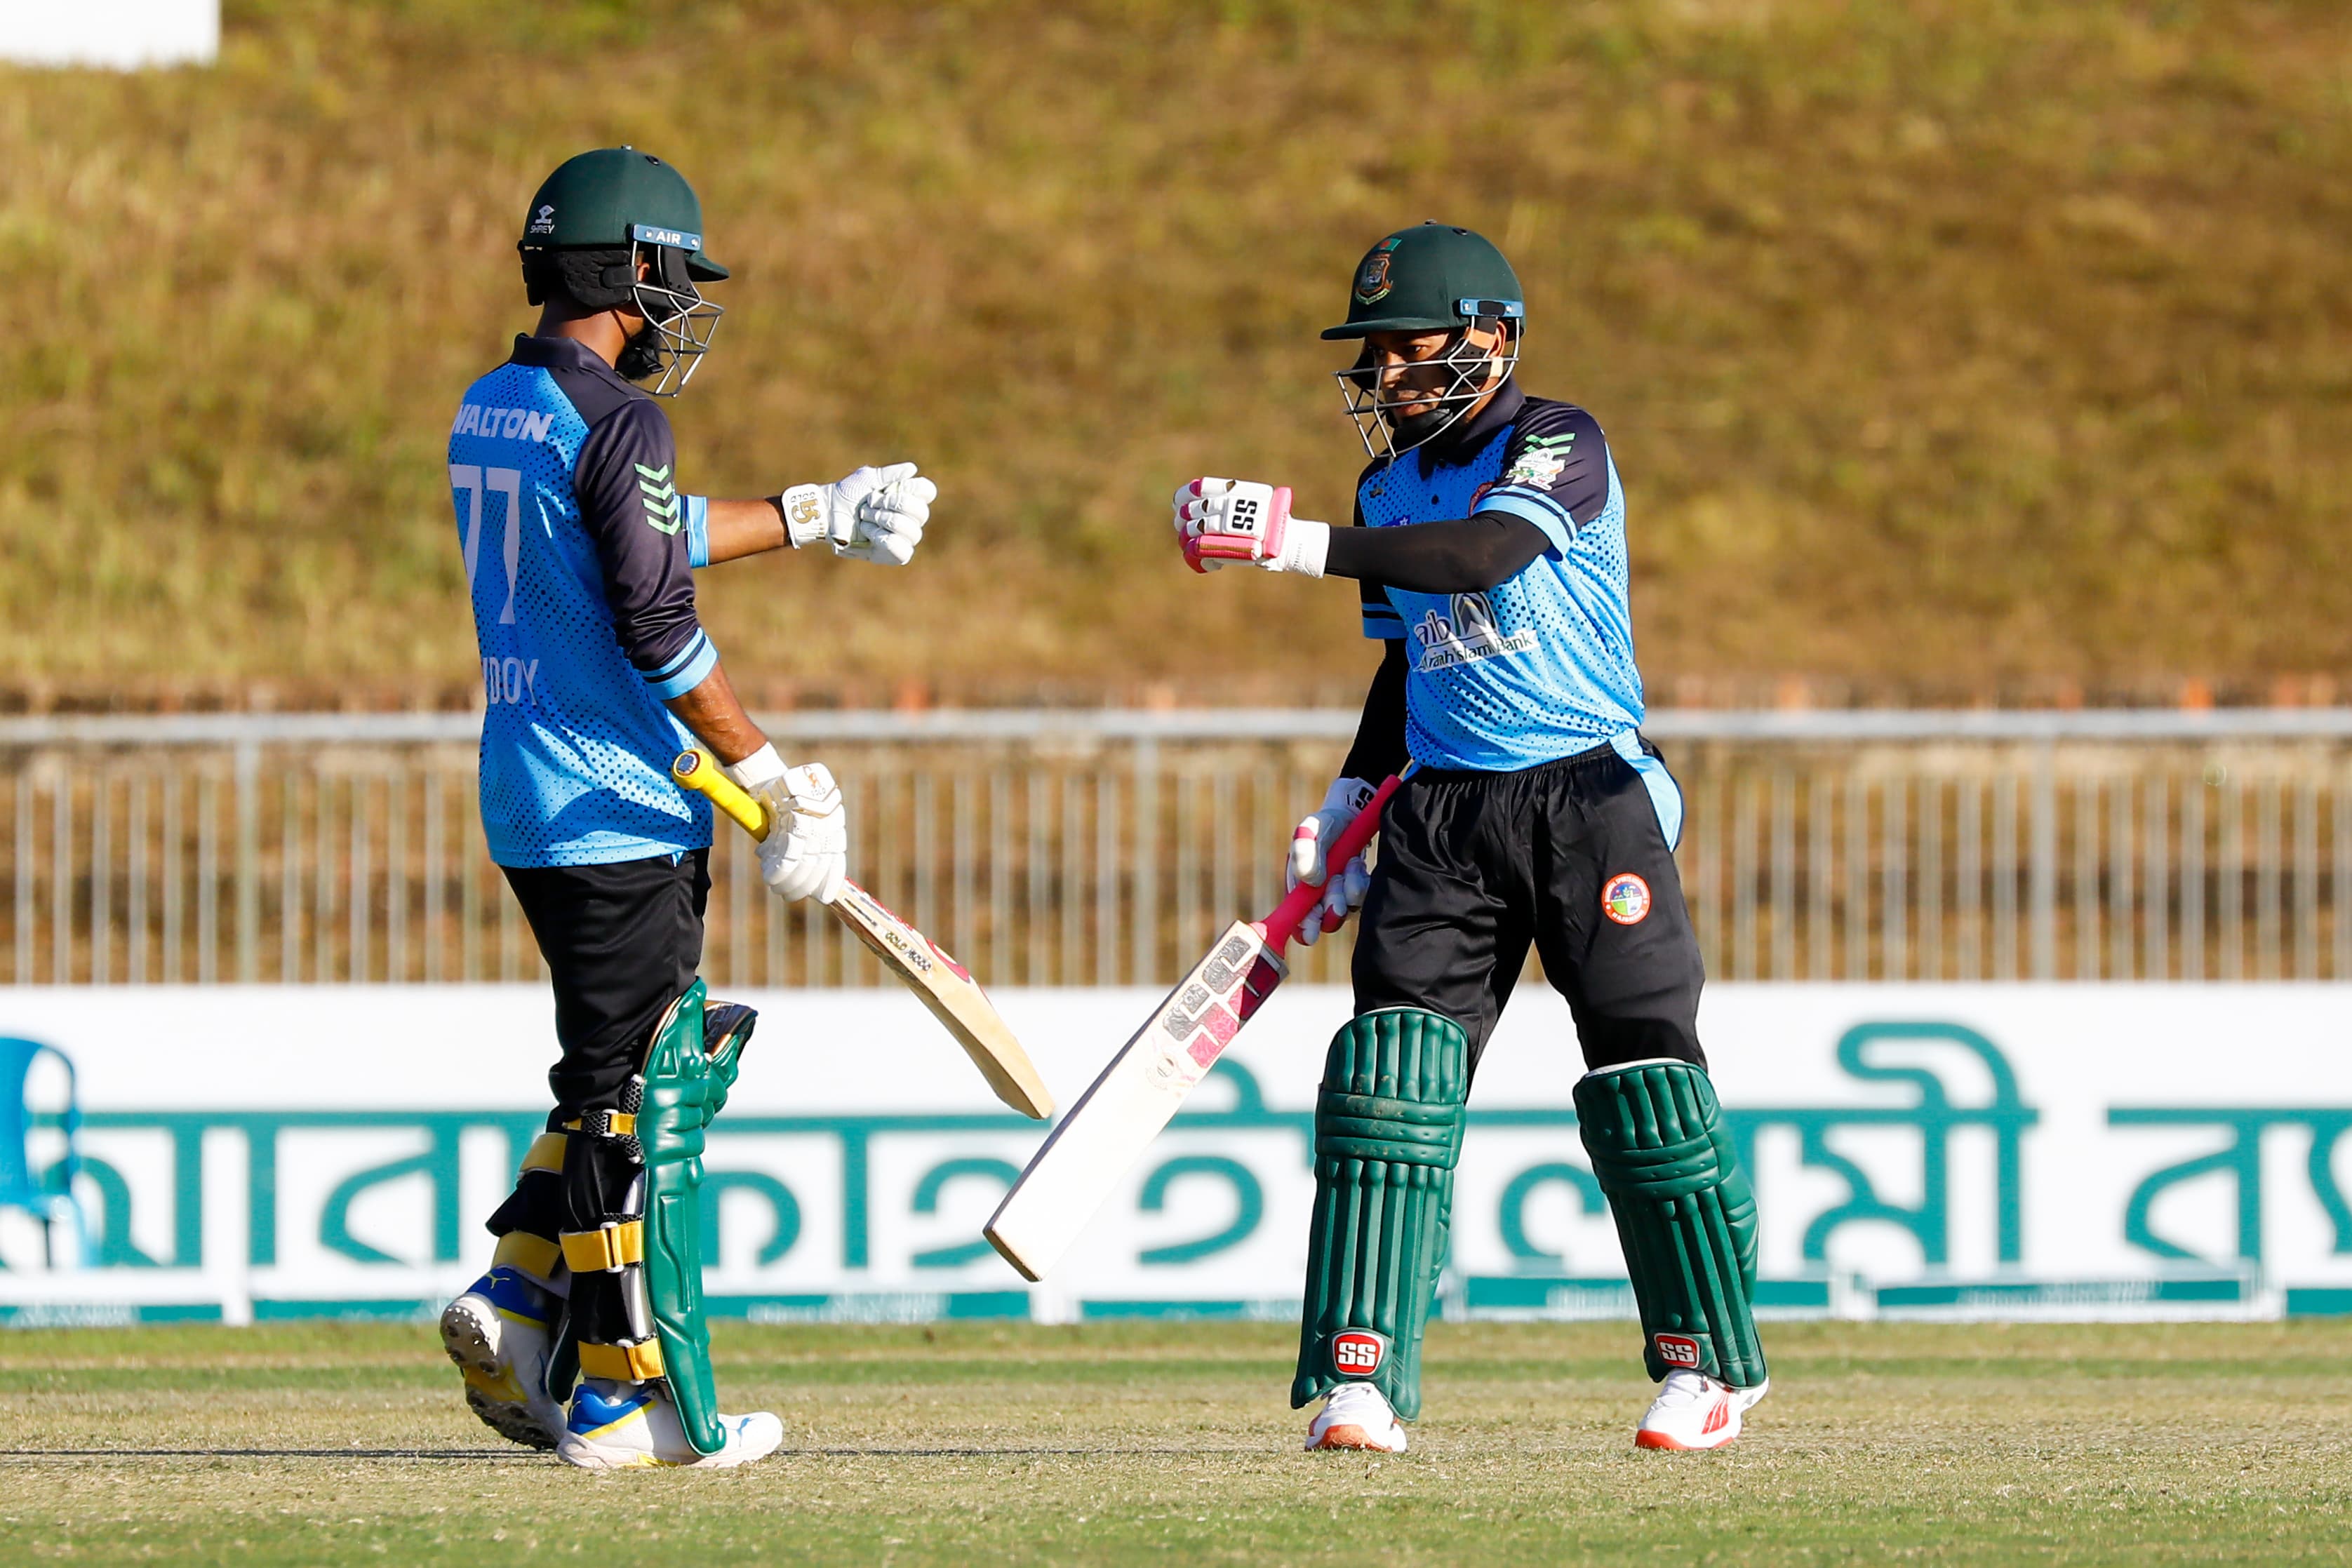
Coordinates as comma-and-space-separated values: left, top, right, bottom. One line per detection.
4, 1320, 2348, 1564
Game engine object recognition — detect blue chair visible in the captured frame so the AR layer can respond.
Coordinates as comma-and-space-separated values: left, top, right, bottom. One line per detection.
0, 1038, 86, 1268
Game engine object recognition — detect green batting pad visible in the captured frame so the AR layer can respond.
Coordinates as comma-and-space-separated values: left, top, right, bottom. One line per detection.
639, 980, 726, 1456
1575, 1059, 1768, 1388
1292, 1008, 1468, 1421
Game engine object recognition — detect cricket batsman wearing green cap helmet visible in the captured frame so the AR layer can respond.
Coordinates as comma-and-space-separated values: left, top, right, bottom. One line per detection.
434, 147, 939, 1470
1173, 222, 1769, 1453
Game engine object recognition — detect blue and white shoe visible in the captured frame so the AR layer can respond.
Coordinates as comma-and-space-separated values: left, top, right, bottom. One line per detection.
555, 1379, 785, 1470
439, 1268, 566, 1450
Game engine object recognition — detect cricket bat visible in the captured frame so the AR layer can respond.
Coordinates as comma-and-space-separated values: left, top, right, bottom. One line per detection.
672, 748, 1055, 1120
983, 772, 1404, 1281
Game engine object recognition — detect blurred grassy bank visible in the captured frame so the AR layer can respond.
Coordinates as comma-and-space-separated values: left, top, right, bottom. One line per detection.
4, 0, 2348, 707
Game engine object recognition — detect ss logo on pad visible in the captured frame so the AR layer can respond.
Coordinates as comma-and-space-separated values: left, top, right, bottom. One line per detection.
1331, 1329, 1387, 1377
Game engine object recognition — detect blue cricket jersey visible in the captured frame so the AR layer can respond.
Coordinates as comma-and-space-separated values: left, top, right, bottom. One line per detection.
1357, 382, 1646, 773
446, 335, 720, 868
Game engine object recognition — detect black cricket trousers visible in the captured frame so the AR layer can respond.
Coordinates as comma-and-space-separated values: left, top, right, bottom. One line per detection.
1351, 739, 1706, 1078
503, 849, 711, 1117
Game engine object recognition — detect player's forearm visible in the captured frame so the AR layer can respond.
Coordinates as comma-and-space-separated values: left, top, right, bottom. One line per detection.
697, 497, 789, 565
1322, 514, 1551, 594
664, 663, 769, 766
1340, 642, 1410, 783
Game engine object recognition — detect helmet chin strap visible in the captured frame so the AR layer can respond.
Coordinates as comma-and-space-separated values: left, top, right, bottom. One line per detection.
614, 320, 665, 382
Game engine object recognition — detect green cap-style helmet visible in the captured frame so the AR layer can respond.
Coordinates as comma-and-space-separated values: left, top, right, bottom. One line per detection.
1325, 222, 1524, 459
517, 147, 727, 395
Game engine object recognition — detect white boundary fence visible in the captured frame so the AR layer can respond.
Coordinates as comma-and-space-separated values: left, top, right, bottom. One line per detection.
6, 707, 2352, 988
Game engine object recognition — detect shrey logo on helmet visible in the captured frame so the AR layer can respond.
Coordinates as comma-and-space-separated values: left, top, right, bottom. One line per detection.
1655, 1334, 1702, 1369
1330, 1329, 1388, 1378
1602, 872, 1652, 926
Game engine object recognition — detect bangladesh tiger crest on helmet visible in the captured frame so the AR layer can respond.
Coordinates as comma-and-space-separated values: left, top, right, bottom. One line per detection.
1354, 236, 1401, 305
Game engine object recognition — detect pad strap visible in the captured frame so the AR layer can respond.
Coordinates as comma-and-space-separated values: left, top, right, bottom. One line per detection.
578, 1338, 666, 1382
492, 1230, 561, 1280
561, 1220, 646, 1273
1291, 1007, 1468, 1421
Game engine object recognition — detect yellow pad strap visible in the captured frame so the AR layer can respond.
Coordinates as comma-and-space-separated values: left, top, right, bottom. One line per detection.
520, 1132, 568, 1175
579, 1337, 666, 1383
560, 1220, 646, 1274
563, 1112, 638, 1137
492, 1231, 561, 1280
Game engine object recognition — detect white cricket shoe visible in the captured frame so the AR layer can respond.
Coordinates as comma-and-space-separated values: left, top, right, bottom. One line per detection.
439, 1268, 566, 1450
1635, 1370, 1769, 1451
1304, 1382, 1410, 1454
556, 1379, 785, 1470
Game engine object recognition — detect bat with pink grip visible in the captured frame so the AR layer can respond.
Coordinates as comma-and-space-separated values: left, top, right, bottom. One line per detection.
1258, 774, 1401, 949
982, 768, 1405, 1280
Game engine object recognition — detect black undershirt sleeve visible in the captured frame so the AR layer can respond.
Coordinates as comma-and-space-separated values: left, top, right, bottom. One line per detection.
1339, 639, 1410, 783
1322, 514, 1552, 594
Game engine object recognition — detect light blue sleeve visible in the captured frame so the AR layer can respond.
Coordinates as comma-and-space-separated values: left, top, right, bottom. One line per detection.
641, 629, 719, 699
684, 495, 711, 569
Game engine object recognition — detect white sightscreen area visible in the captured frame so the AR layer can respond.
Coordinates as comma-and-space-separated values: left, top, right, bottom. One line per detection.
3, 0, 218, 69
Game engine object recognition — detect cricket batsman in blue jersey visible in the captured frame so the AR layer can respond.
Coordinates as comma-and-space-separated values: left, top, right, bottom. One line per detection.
434, 147, 935, 1469
1174, 223, 1768, 1453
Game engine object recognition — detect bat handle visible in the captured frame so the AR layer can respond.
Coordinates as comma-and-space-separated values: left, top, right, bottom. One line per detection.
1255, 772, 1403, 951
671, 749, 772, 842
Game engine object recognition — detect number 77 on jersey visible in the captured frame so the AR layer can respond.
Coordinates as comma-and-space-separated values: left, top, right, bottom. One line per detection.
984, 773, 1403, 1282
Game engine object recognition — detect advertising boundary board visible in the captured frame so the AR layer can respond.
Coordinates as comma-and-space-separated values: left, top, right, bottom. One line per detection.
0, 985, 2346, 1326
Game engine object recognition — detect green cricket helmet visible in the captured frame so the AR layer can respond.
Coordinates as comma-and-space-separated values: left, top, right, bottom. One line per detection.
1324, 222, 1524, 460
517, 147, 728, 396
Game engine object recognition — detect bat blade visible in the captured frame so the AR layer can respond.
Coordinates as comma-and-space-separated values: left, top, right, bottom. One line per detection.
831, 880, 1056, 1121
984, 919, 1286, 1281
670, 748, 1053, 1121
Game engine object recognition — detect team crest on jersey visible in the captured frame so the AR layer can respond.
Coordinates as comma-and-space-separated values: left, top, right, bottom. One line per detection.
1504, 431, 1575, 490
1504, 449, 1568, 489
1330, 1329, 1387, 1379
1410, 590, 1536, 673
1602, 873, 1651, 925
1354, 238, 1400, 305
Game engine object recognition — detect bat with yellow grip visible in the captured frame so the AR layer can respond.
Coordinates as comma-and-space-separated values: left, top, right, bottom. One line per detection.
672, 749, 1054, 1120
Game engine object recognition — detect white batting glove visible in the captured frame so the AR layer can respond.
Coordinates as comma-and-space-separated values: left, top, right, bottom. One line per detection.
1172, 477, 1330, 577
776, 463, 936, 566
835, 462, 934, 565
726, 744, 848, 905
1287, 776, 1375, 946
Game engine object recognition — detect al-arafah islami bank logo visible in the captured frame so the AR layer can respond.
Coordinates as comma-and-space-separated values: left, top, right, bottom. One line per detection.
1411, 591, 1537, 671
